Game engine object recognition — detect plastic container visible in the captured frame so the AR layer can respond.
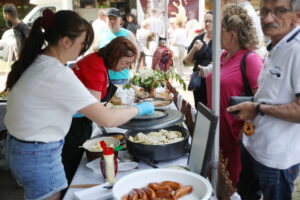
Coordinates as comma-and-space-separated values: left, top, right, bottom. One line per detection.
100, 141, 118, 184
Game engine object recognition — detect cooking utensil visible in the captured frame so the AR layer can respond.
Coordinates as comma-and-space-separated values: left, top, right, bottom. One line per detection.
132, 109, 167, 120
99, 125, 109, 136
125, 125, 190, 162
119, 109, 184, 131
69, 184, 100, 188
133, 154, 159, 168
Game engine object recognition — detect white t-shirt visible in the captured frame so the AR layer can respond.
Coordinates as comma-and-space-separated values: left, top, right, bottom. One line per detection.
172, 28, 188, 47
147, 17, 165, 37
243, 26, 300, 169
136, 28, 150, 52
4, 55, 98, 142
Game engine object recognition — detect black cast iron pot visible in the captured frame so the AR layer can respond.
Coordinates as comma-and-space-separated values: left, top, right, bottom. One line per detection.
125, 125, 190, 162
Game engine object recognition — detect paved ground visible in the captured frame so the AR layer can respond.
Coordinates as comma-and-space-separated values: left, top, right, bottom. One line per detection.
0, 63, 300, 199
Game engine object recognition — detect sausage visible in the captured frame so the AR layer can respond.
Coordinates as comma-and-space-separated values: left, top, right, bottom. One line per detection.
175, 185, 193, 198
160, 181, 182, 190
148, 183, 172, 192
155, 190, 176, 199
129, 189, 139, 200
142, 187, 157, 199
134, 188, 148, 200
121, 194, 130, 200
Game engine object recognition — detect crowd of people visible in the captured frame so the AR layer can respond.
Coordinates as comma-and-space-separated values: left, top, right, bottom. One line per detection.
2, 0, 300, 199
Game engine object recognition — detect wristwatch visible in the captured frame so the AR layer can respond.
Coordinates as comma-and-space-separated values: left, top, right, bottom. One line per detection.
255, 103, 265, 116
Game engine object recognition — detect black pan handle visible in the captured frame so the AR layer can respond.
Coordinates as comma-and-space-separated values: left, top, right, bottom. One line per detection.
134, 154, 159, 168
184, 143, 191, 153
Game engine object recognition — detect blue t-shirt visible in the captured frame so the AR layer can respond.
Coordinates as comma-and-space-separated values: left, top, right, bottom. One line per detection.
99, 28, 130, 81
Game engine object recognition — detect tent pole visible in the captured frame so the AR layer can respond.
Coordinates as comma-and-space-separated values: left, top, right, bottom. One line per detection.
211, 0, 221, 194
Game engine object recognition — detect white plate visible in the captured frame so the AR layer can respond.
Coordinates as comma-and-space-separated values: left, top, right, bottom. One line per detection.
83, 137, 120, 152
144, 98, 172, 109
86, 158, 139, 174
118, 162, 139, 172
113, 168, 212, 200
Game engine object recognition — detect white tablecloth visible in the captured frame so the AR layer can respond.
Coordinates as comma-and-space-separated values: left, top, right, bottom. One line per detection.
63, 151, 188, 200
63, 103, 190, 200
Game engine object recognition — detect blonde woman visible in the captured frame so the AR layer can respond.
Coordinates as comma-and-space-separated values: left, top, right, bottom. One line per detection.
143, 32, 157, 68
171, 19, 187, 77
206, 4, 263, 188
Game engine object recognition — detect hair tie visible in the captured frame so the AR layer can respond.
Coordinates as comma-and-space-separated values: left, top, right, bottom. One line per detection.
40, 9, 54, 31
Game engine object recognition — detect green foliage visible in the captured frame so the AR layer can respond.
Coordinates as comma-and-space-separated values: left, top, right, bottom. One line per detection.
129, 68, 186, 92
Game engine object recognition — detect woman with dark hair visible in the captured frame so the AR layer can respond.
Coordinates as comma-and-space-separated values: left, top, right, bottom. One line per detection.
124, 13, 140, 35
62, 36, 138, 184
184, 10, 213, 107
3, 10, 153, 200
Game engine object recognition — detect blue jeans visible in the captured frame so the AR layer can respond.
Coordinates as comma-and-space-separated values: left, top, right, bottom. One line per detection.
5, 134, 68, 200
238, 145, 300, 200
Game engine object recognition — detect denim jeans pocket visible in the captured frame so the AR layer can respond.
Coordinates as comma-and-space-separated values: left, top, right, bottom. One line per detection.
284, 164, 300, 184
253, 160, 280, 186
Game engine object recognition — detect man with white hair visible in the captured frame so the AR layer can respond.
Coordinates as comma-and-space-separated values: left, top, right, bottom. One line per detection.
90, 8, 108, 52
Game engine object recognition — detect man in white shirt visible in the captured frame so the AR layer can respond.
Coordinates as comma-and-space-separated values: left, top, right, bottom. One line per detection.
90, 9, 108, 52
228, 0, 300, 199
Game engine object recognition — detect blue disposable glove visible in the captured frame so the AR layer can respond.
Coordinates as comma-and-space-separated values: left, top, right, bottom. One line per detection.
135, 102, 155, 117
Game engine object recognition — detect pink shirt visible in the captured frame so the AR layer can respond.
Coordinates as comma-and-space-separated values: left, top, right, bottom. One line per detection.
206, 49, 262, 183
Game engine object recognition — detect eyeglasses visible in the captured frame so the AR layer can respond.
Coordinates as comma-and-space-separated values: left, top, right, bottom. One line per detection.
120, 58, 135, 67
204, 20, 212, 24
260, 7, 292, 18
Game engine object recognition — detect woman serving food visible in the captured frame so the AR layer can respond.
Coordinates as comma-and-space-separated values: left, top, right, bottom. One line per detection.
3, 9, 153, 200
62, 36, 138, 184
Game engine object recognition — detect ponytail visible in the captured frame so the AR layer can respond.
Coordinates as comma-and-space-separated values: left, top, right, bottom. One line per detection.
5, 16, 45, 91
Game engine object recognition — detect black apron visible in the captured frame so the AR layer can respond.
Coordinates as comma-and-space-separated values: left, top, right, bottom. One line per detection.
101, 81, 118, 102
101, 68, 118, 103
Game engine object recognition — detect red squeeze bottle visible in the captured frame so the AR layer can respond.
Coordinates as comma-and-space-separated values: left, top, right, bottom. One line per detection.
100, 141, 118, 184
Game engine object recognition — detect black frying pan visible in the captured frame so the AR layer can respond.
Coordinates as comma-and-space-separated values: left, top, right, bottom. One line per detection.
125, 125, 190, 162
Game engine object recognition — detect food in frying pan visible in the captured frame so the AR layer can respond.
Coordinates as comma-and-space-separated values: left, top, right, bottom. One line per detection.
121, 181, 193, 200
128, 129, 184, 145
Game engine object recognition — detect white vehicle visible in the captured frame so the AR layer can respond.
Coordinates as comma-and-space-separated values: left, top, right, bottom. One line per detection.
24, 0, 99, 26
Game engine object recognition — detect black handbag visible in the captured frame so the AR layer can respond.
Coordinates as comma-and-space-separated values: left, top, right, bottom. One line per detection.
188, 71, 202, 91
229, 51, 255, 114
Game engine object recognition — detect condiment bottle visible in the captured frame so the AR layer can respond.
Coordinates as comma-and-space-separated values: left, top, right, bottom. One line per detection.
100, 141, 118, 184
